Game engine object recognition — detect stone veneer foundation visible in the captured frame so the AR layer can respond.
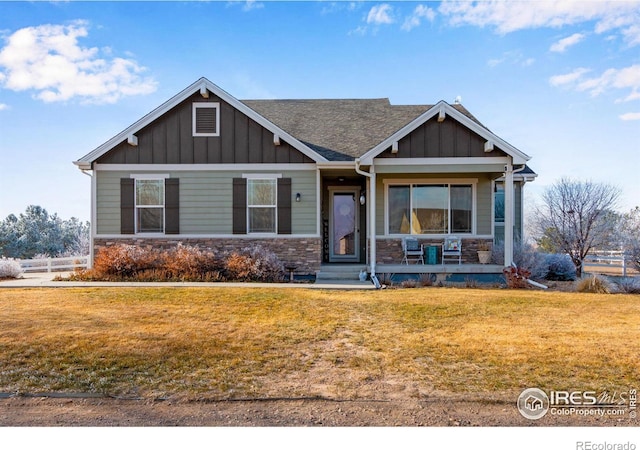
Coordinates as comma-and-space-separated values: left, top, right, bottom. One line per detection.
93, 237, 322, 275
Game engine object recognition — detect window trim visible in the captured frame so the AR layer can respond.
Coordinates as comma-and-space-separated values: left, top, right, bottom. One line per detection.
244, 175, 279, 235
192, 102, 220, 137
130, 174, 169, 235
383, 178, 477, 236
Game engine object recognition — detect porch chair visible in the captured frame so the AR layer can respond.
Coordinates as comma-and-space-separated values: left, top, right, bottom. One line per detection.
402, 237, 424, 264
442, 236, 462, 265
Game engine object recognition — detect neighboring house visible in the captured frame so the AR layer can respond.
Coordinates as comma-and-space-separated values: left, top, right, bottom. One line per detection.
74, 77, 536, 277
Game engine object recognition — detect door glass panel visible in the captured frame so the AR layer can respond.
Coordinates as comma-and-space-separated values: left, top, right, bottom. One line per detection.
333, 193, 356, 256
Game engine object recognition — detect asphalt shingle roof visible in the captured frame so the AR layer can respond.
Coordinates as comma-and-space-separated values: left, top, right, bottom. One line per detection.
242, 98, 484, 161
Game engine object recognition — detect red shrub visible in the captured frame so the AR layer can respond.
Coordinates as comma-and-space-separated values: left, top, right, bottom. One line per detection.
503, 265, 531, 289
92, 244, 160, 278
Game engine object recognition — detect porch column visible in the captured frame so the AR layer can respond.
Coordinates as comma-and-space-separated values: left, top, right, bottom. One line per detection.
503, 160, 514, 266
369, 165, 377, 276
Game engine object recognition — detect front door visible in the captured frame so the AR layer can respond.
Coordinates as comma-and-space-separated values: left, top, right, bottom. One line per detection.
329, 188, 359, 262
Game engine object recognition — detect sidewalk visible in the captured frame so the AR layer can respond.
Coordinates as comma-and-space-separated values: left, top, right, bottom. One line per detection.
0, 272, 376, 290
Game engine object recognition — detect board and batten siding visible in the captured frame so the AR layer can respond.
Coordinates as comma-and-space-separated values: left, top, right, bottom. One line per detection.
96, 170, 317, 235
376, 115, 509, 159
374, 173, 494, 236
95, 92, 314, 165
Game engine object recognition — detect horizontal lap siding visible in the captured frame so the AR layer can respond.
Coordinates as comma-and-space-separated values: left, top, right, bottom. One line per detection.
95, 170, 317, 235
96, 171, 121, 234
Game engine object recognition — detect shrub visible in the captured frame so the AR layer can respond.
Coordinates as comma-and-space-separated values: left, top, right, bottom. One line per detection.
614, 277, 640, 294
161, 244, 224, 281
492, 240, 544, 274
630, 246, 640, 273
92, 244, 160, 278
503, 265, 531, 289
0, 257, 23, 279
400, 279, 419, 288
538, 253, 577, 281
225, 245, 285, 282
575, 275, 615, 294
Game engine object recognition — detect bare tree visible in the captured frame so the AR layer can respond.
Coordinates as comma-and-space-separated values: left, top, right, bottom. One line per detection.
533, 178, 621, 278
618, 207, 640, 272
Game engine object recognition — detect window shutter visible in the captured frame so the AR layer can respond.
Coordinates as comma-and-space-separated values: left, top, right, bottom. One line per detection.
232, 178, 247, 234
277, 178, 292, 234
165, 178, 179, 234
120, 178, 135, 234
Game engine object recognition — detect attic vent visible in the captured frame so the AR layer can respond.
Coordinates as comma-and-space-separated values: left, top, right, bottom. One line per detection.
192, 103, 220, 137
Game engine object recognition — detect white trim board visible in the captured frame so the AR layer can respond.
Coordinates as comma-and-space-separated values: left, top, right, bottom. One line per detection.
93, 234, 322, 239
93, 163, 317, 172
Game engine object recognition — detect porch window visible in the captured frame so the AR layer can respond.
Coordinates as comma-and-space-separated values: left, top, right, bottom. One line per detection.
388, 183, 473, 235
494, 183, 505, 223
135, 179, 165, 233
247, 179, 277, 233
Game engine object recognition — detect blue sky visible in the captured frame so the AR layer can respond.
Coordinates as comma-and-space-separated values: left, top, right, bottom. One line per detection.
0, 0, 639, 223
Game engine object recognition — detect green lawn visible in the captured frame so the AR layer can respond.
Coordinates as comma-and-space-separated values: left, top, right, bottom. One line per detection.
0, 287, 638, 400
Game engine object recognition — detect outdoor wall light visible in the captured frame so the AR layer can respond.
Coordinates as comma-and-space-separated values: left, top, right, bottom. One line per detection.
359, 193, 366, 205
295, 193, 301, 202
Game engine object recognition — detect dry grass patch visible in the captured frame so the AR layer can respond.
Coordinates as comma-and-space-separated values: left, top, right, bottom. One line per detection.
0, 287, 638, 401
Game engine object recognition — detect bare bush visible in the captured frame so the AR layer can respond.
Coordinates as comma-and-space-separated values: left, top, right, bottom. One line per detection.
0, 257, 23, 279
575, 275, 615, 294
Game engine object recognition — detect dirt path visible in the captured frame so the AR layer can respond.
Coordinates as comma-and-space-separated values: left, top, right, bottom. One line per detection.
1, 395, 635, 426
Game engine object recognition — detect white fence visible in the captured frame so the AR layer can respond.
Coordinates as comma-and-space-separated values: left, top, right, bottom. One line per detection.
18, 256, 90, 273
585, 251, 636, 277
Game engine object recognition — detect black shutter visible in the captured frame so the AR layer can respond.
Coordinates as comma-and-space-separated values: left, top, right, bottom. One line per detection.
120, 178, 135, 234
277, 178, 292, 234
232, 178, 247, 234
165, 178, 179, 234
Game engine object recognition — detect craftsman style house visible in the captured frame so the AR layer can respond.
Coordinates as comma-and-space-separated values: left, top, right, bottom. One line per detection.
74, 77, 536, 278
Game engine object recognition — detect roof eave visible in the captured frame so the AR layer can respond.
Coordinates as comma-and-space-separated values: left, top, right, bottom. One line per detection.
359, 101, 531, 165
75, 77, 327, 167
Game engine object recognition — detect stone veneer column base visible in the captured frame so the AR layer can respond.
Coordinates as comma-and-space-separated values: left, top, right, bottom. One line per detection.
93, 237, 322, 275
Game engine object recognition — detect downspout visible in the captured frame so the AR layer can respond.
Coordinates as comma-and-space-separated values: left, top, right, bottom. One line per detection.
355, 158, 380, 288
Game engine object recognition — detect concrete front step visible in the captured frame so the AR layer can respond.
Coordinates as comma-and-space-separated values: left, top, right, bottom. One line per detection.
316, 265, 367, 281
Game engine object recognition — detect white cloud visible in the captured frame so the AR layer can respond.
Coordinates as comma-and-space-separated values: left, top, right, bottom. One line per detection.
550, 32, 586, 52
439, 1, 640, 46
0, 21, 157, 104
233, 72, 276, 99
402, 4, 436, 31
487, 50, 535, 68
242, 0, 264, 12
0, 103, 8, 111
549, 68, 591, 87
619, 112, 640, 121
550, 64, 640, 104
367, 4, 394, 25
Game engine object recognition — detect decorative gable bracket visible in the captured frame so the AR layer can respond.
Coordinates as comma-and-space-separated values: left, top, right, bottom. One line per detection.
127, 134, 138, 146
484, 140, 494, 153
437, 104, 446, 123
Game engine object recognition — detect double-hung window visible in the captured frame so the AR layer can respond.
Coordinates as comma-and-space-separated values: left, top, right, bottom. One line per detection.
135, 178, 165, 233
387, 182, 473, 235
247, 178, 277, 233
